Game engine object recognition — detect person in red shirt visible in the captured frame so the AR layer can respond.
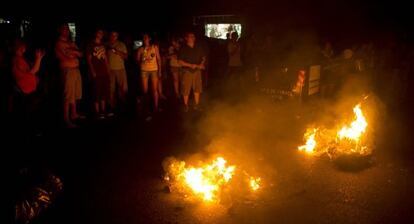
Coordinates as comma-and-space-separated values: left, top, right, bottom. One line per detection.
12, 39, 45, 135
12, 39, 44, 94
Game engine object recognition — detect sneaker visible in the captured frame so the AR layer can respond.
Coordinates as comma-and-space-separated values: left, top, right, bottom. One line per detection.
106, 112, 115, 117
98, 114, 105, 120
183, 105, 189, 113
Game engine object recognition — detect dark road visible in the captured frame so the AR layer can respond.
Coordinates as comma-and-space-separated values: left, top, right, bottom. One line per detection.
6, 94, 414, 224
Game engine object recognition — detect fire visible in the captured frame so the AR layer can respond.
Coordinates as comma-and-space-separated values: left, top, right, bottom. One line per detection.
164, 156, 262, 202
337, 104, 367, 141
298, 102, 372, 157
182, 157, 235, 201
298, 128, 317, 153
249, 177, 261, 191
165, 157, 235, 202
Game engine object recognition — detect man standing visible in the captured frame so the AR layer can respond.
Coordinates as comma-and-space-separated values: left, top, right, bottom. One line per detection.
178, 32, 205, 112
107, 31, 128, 112
55, 24, 83, 128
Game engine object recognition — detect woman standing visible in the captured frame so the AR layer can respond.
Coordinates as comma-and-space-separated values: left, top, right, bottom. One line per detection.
136, 33, 161, 112
87, 29, 111, 119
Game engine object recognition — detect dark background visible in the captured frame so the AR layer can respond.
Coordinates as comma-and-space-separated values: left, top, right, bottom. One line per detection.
2, 0, 414, 46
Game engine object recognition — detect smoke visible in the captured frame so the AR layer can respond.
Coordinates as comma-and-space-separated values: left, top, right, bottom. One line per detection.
162, 29, 388, 203
181, 70, 381, 163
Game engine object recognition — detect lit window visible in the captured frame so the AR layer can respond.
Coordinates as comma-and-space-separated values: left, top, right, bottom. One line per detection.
68, 23, 76, 41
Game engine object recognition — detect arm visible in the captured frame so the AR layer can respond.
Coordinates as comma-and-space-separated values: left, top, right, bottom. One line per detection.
199, 56, 206, 69
14, 51, 44, 76
136, 48, 142, 64
156, 46, 162, 75
68, 43, 83, 58
114, 44, 128, 60
104, 54, 111, 74
178, 59, 196, 69
55, 42, 81, 60
55, 42, 69, 61
30, 50, 45, 74
86, 52, 96, 78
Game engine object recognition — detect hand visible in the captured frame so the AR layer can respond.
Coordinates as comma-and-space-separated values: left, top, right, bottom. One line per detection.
199, 64, 205, 70
35, 49, 45, 59
191, 64, 197, 69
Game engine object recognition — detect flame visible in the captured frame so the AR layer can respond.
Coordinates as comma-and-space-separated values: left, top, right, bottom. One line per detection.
183, 157, 235, 201
337, 104, 367, 141
166, 157, 235, 202
249, 177, 261, 191
164, 156, 263, 202
298, 102, 371, 157
298, 128, 318, 153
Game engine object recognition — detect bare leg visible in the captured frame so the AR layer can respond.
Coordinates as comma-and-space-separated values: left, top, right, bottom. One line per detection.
109, 71, 116, 109
64, 102, 76, 128
70, 102, 80, 120
119, 86, 127, 105
183, 95, 189, 106
70, 103, 77, 118
100, 100, 106, 113
94, 102, 100, 114
151, 76, 159, 111
141, 76, 148, 95
158, 78, 166, 100
173, 71, 180, 98
194, 92, 200, 105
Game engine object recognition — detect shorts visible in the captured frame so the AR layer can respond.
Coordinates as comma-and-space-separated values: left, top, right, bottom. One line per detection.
62, 67, 82, 104
110, 69, 128, 95
141, 70, 158, 79
181, 69, 202, 96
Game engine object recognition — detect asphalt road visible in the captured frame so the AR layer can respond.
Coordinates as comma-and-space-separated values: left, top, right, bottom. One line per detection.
6, 93, 414, 224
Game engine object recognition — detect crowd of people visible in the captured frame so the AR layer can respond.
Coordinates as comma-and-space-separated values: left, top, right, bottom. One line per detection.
0, 22, 412, 135
1, 24, 215, 133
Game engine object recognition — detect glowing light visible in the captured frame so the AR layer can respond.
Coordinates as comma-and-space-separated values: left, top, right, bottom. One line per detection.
298, 128, 318, 153
249, 177, 261, 191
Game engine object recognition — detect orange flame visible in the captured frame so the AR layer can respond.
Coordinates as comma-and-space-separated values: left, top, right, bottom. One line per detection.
298, 128, 318, 153
249, 177, 261, 191
298, 102, 371, 157
164, 156, 263, 202
337, 104, 367, 141
182, 157, 235, 201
